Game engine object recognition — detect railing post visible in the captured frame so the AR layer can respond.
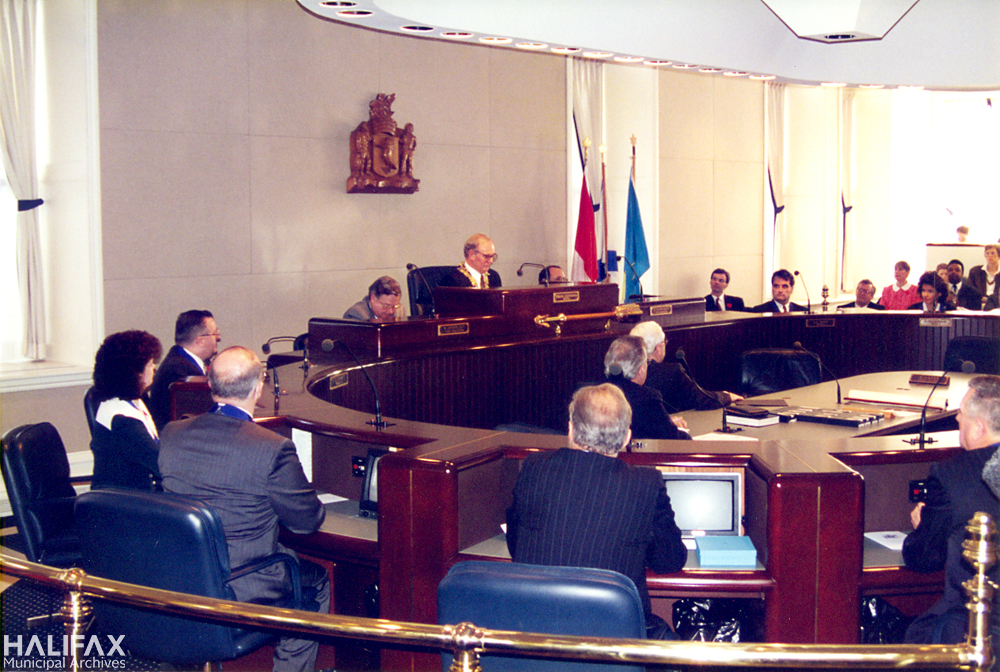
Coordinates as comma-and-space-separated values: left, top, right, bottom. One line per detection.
59, 567, 93, 672
446, 622, 484, 672
962, 511, 998, 672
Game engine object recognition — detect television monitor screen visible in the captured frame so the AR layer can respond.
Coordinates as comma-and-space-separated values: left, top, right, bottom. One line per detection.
661, 471, 742, 537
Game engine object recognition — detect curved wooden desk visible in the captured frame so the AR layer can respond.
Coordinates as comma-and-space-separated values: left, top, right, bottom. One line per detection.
181, 307, 997, 672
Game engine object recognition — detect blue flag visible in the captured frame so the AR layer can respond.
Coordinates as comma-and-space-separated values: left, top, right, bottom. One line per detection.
624, 174, 649, 301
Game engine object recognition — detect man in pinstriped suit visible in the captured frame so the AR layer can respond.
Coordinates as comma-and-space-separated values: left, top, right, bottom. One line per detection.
506, 383, 687, 637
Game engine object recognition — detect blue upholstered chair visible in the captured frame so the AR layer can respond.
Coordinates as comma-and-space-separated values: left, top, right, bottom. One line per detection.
75, 488, 319, 667
437, 561, 646, 672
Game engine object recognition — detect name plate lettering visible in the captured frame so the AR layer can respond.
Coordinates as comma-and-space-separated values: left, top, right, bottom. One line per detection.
649, 305, 673, 317
552, 291, 580, 304
438, 323, 470, 337
919, 317, 953, 328
805, 318, 835, 328
328, 372, 349, 391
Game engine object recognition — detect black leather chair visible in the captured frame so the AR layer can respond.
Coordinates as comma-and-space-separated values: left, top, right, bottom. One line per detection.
83, 386, 100, 437
437, 561, 645, 672
75, 488, 319, 667
406, 265, 455, 316
1, 423, 81, 567
943, 336, 1000, 375
739, 348, 822, 396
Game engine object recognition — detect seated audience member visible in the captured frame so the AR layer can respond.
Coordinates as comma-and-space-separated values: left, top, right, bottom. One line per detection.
935, 263, 949, 284
967, 244, 1000, 311
343, 276, 403, 320
705, 268, 745, 312
159, 346, 330, 672
630, 321, 743, 412
602, 336, 690, 441
506, 383, 687, 638
751, 269, 806, 313
147, 309, 220, 430
841, 280, 885, 310
878, 261, 920, 310
903, 375, 1000, 652
538, 265, 568, 285
944, 259, 984, 310
90, 330, 163, 491
438, 233, 502, 289
908, 271, 952, 312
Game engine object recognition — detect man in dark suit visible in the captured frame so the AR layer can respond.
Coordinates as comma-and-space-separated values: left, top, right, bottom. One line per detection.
903, 375, 1000, 651
704, 268, 745, 312
751, 269, 807, 313
438, 233, 502, 289
602, 336, 690, 441
159, 346, 329, 672
146, 309, 221, 429
506, 383, 688, 636
944, 259, 985, 310
841, 279, 886, 310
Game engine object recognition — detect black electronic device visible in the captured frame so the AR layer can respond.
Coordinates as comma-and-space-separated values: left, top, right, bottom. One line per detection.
909, 479, 929, 504
359, 448, 390, 519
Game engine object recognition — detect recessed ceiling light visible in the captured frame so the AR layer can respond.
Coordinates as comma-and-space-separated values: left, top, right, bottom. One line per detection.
672, 63, 698, 69
400, 25, 434, 32
583, 51, 613, 59
551, 47, 581, 54
440, 31, 473, 39
515, 42, 548, 50
724, 71, 748, 77
699, 67, 723, 74
645, 60, 673, 67
823, 34, 857, 41
860, 84, 885, 89
336, 9, 372, 18
480, 36, 512, 44
614, 56, 644, 63
320, 1, 355, 6
749, 74, 777, 81
821, 82, 846, 87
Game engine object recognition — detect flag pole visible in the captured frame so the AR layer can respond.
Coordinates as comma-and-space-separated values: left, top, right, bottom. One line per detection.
599, 144, 608, 282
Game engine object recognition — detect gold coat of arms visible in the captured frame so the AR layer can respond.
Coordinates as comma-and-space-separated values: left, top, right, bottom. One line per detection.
347, 93, 419, 194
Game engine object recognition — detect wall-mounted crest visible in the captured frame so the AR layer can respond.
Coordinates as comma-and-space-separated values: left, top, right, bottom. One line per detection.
347, 93, 419, 194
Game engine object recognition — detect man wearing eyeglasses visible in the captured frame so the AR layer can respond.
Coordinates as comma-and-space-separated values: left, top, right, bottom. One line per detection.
343, 276, 403, 320
439, 233, 503, 289
146, 309, 221, 430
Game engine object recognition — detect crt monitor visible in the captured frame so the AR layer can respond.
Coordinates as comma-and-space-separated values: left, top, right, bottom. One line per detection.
660, 470, 743, 537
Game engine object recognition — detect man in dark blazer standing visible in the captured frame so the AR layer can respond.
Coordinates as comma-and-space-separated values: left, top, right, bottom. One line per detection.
506, 383, 688, 637
438, 233, 502, 289
752, 269, 807, 313
159, 346, 329, 672
903, 375, 1000, 652
146, 309, 221, 429
704, 268, 745, 312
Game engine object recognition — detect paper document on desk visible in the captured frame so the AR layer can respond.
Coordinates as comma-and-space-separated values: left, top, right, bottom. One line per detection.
865, 530, 908, 551
846, 390, 947, 410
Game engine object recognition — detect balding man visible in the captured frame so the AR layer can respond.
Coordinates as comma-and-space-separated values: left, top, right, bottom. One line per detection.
438, 233, 502, 289
159, 347, 329, 672
506, 383, 687, 638
903, 375, 1000, 652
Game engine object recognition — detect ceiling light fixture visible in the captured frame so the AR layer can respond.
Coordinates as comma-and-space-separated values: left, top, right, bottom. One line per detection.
724, 71, 748, 77
400, 25, 434, 32
336, 9, 372, 18
320, 1, 356, 6
614, 56, 644, 63
480, 36, 512, 44
515, 42, 548, 50
645, 60, 673, 67
583, 51, 613, 59
699, 67, 723, 74
672, 63, 698, 69
821, 82, 847, 87
551, 47, 581, 54
749, 74, 777, 81
440, 31, 473, 39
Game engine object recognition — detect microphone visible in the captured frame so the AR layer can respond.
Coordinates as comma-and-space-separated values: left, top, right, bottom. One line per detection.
793, 341, 841, 405
323, 339, 394, 430
904, 365, 969, 448
406, 263, 437, 317
793, 270, 811, 314
261, 335, 297, 355
616, 254, 645, 301
675, 349, 714, 402
517, 262, 546, 283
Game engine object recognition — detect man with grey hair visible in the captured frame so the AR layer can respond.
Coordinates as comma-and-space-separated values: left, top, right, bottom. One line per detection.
506, 383, 687, 637
159, 346, 330, 672
903, 375, 1000, 651
630, 321, 742, 412
603, 335, 690, 440
438, 233, 502, 289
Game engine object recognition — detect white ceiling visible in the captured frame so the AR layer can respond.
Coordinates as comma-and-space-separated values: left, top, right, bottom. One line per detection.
298, 0, 1000, 90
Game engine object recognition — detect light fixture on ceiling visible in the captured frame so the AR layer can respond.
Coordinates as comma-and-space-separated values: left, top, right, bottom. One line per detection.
750, 74, 777, 81
645, 60, 673, 67
336, 9, 372, 18
440, 31, 473, 40
551, 47, 581, 55
400, 25, 434, 32
480, 36, 512, 44
516, 42, 548, 50
760, 0, 921, 43
614, 56, 644, 63
724, 71, 748, 77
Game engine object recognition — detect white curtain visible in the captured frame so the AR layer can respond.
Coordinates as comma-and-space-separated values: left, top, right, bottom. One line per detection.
0, 0, 46, 360
765, 82, 786, 276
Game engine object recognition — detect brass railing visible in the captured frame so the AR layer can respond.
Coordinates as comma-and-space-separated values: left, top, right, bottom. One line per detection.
1, 512, 996, 671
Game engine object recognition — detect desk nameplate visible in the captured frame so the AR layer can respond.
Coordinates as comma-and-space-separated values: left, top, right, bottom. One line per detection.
552, 291, 580, 304
437, 322, 470, 337
919, 317, 953, 328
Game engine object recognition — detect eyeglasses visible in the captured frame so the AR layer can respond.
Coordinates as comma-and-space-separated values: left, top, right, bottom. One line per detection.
198, 331, 221, 340
371, 295, 401, 311
475, 249, 499, 262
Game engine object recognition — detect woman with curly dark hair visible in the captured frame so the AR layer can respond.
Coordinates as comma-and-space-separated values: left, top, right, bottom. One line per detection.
90, 330, 163, 490
907, 271, 952, 313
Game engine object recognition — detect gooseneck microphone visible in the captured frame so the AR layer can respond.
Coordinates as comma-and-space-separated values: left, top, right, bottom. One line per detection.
261, 336, 297, 354
406, 263, 437, 317
675, 349, 714, 402
617, 254, 645, 301
793, 270, 811, 314
907, 370, 950, 448
517, 262, 547, 284
323, 338, 394, 430
793, 341, 841, 405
